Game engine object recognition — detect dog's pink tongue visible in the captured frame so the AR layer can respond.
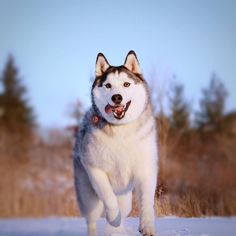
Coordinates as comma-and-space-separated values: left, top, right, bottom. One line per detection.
105, 104, 124, 114
105, 104, 113, 114
114, 106, 123, 115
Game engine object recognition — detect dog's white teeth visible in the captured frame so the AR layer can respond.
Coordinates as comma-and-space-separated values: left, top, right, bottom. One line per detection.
114, 112, 119, 117
113, 111, 125, 119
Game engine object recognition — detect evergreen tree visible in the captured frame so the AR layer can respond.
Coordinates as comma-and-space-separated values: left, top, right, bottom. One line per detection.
0, 55, 35, 136
195, 73, 227, 131
169, 82, 190, 131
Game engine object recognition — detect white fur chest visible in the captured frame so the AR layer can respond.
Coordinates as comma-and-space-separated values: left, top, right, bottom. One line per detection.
81, 117, 157, 194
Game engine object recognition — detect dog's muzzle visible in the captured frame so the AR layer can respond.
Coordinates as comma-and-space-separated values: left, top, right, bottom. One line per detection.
105, 101, 131, 120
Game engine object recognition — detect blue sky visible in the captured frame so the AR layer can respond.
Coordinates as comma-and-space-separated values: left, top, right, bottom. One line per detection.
0, 0, 235, 127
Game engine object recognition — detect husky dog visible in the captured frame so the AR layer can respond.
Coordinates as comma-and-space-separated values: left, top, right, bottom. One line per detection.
73, 51, 158, 236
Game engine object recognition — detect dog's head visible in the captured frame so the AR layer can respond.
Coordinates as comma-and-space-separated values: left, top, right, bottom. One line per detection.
92, 51, 148, 125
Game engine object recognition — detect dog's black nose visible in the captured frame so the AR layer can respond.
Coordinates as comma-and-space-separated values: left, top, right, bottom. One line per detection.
111, 94, 123, 104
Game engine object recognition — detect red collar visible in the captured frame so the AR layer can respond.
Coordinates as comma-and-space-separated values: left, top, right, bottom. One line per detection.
91, 114, 101, 125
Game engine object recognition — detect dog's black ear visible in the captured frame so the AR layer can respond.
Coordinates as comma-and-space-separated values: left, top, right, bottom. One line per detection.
124, 50, 142, 74
96, 53, 110, 77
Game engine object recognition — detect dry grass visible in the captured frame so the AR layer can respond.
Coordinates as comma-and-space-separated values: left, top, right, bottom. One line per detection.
0, 120, 236, 218
156, 114, 236, 217
0, 136, 78, 218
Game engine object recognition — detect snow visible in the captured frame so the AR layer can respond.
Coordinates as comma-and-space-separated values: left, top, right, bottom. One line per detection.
0, 217, 235, 236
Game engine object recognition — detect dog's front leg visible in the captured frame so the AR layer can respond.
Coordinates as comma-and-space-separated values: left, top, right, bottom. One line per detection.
135, 168, 157, 236
86, 166, 121, 227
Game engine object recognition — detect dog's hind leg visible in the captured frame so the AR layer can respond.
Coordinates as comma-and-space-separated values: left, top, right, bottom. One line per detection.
74, 157, 104, 236
87, 221, 96, 236
85, 200, 104, 236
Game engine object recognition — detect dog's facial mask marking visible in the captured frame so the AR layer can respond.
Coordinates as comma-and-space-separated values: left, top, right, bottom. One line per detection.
92, 51, 148, 125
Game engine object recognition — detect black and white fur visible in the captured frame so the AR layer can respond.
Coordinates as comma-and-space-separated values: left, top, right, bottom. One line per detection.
73, 51, 158, 236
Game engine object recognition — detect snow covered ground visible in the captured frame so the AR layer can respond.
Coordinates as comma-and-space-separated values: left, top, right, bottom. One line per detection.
0, 217, 235, 236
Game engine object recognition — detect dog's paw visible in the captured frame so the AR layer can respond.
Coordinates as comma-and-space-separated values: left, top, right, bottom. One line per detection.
139, 224, 156, 236
106, 208, 121, 227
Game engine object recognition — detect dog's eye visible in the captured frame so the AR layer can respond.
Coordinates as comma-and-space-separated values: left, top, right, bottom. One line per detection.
123, 82, 131, 87
105, 83, 112, 89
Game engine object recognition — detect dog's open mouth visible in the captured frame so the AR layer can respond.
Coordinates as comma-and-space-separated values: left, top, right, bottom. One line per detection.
105, 101, 131, 120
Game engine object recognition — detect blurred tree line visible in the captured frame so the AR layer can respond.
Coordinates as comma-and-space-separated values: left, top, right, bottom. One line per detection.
168, 73, 228, 133
0, 55, 36, 154
156, 73, 236, 216
0, 54, 235, 217
0, 54, 233, 151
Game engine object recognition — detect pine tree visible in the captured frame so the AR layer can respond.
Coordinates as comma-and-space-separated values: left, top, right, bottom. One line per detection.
0, 55, 35, 137
195, 73, 227, 131
169, 82, 190, 131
